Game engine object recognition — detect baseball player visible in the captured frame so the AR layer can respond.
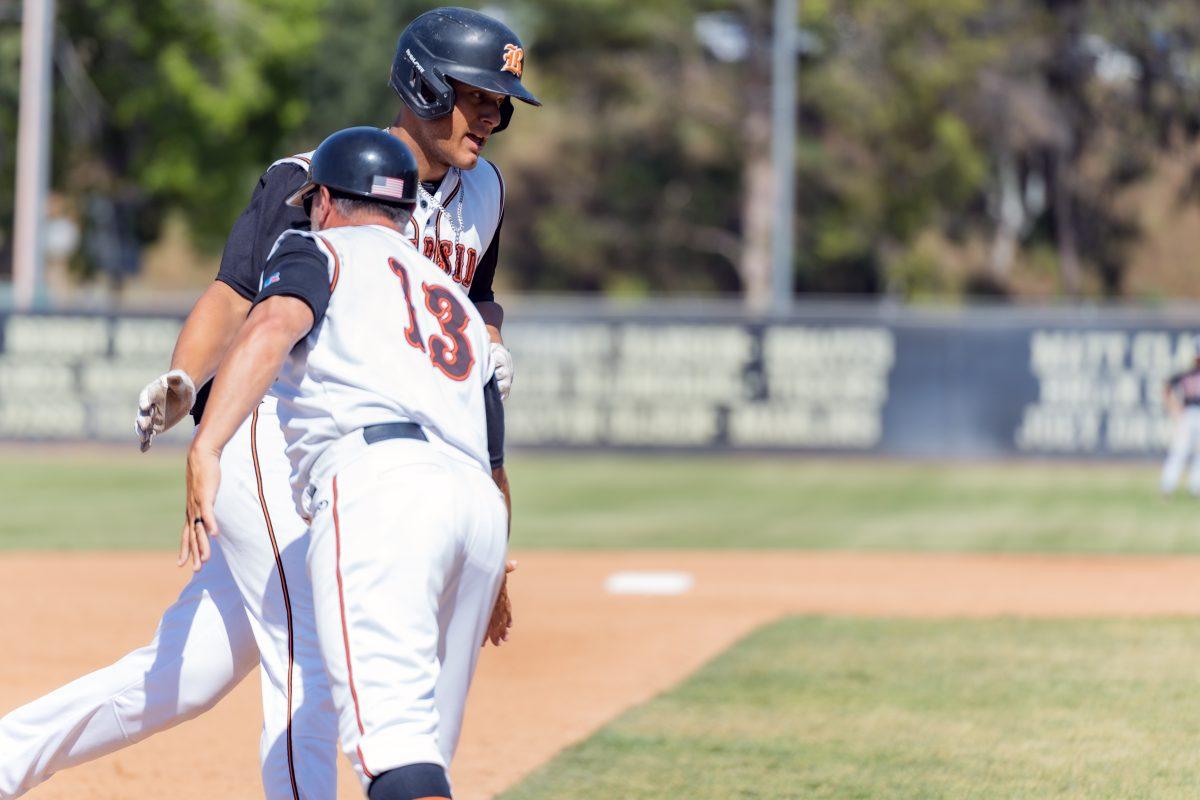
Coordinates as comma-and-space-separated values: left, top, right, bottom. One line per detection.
0, 8, 535, 799
187, 126, 507, 799
1161, 336, 1200, 495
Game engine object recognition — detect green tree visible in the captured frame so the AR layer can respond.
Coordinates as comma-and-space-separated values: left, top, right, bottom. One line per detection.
7, 0, 1199, 299
294, 0, 432, 145
1024, 0, 1200, 297
488, 0, 745, 295
795, 0, 1002, 295
797, 0, 1200, 299
1, 0, 325, 279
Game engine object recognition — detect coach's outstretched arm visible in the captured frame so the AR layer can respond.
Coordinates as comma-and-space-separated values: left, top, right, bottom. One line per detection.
181, 295, 314, 571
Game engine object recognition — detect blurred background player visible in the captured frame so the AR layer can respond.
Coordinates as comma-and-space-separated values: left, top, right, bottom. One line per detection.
1160, 337, 1200, 497
0, 7, 535, 800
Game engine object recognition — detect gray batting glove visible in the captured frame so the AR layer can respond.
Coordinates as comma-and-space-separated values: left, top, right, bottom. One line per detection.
135, 369, 197, 452
489, 342, 514, 400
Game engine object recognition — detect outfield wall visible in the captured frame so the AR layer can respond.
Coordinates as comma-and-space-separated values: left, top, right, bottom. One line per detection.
1, 302, 1197, 458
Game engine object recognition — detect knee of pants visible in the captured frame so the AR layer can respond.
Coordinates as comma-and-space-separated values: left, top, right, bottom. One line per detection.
368, 763, 450, 800
119, 591, 258, 729
128, 646, 255, 729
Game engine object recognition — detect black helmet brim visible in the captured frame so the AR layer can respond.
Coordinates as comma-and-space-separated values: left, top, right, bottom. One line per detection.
444, 66, 542, 107
285, 181, 318, 208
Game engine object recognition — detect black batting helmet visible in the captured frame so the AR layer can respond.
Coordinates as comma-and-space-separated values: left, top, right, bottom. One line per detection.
390, 7, 541, 134
286, 127, 419, 210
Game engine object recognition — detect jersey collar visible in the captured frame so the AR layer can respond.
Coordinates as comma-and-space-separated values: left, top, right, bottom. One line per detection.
426, 168, 461, 206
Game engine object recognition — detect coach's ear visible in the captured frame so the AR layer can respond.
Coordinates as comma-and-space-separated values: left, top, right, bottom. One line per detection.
311, 185, 334, 232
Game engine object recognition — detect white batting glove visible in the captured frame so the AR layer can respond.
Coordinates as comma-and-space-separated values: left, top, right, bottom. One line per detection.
490, 342, 514, 400
135, 369, 197, 452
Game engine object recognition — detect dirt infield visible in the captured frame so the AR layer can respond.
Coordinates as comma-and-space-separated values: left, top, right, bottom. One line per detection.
4, 551, 1200, 799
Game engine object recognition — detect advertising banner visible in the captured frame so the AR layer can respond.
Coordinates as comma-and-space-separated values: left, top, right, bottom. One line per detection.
1, 306, 1194, 458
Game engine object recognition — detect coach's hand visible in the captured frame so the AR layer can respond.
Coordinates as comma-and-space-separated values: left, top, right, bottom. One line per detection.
490, 342, 514, 401
135, 369, 197, 452
181, 444, 221, 572
483, 560, 517, 647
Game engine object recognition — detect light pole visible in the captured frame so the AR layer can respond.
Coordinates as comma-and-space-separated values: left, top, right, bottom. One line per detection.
771, 0, 797, 315
12, 0, 55, 311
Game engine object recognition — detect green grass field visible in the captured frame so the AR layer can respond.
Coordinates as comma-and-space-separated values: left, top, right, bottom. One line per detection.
8, 447, 1200, 798
500, 616, 1200, 800
1, 448, 1195, 552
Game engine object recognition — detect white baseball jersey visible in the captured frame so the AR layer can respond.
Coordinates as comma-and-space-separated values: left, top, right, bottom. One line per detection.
271, 149, 505, 300
255, 218, 507, 791
258, 224, 494, 496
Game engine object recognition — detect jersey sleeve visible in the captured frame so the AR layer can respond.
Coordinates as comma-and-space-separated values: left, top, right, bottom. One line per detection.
484, 376, 505, 469
215, 163, 311, 300
253, 232, 335, 332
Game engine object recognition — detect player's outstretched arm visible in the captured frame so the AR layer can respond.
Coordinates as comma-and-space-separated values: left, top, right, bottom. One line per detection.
180, 296, 314, 571
170, 282, 253, 387
135, 161, 306, 451
134, 282, 252, 450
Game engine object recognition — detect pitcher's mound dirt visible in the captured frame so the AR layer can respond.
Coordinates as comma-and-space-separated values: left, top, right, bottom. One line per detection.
4, 551, 1200, 799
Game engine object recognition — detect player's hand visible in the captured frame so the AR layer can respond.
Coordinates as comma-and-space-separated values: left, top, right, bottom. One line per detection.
181, 444, 221, 572
135, 369, 197, 452
489, 342, 514, 401
483, 560, 517, 647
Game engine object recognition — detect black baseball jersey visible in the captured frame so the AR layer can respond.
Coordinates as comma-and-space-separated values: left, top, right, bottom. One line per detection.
1168, 367, 1200, 406
192, 155, 503, 423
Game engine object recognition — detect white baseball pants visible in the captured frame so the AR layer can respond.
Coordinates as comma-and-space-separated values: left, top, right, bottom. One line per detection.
1161, 407, 1200, 495
0, 403, 338, 800
304, 436, 507, 791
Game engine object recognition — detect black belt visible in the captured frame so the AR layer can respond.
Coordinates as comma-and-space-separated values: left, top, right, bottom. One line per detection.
362, 422, 427, 445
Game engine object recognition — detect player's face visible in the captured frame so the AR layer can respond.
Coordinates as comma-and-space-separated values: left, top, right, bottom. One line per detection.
417, 80, 505, 173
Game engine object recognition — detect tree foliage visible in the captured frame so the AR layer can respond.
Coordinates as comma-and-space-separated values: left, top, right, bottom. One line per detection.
2, 0, 325, 278
796, 0, 1200, 298
3, 0, 1200, 298
499, 0, 744, 294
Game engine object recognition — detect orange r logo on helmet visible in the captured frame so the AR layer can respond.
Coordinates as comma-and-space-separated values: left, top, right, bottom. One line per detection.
501, 44, 525, 78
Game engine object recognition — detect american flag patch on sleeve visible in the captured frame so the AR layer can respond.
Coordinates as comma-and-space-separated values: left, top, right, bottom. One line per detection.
370, 175, 406, 200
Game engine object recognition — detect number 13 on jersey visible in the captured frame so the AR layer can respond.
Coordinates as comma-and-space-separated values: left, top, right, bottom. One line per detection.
389, 258, 476, 381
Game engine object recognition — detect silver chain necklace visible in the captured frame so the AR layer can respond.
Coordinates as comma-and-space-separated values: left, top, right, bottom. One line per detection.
418, 167, 465, 247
